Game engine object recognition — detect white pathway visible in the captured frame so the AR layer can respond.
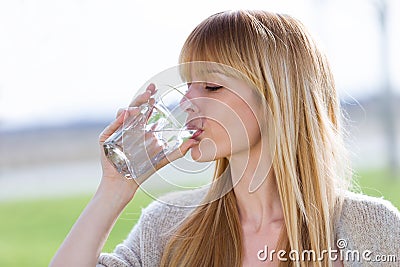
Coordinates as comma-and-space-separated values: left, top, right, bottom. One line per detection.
0, 159, 214, 202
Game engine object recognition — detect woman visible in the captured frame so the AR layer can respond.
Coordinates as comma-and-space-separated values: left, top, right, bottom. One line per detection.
51, 10, 400, 267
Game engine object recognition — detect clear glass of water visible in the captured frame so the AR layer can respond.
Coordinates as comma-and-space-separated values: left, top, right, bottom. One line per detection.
103, 84, 202, 180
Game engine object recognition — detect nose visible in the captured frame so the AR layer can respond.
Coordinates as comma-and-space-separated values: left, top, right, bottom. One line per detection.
183, 82, 194, 99
179, 83, 199, 113
179, 83, 204, 129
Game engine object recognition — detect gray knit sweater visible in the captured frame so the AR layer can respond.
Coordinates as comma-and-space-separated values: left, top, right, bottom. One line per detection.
97, 189, 400, 267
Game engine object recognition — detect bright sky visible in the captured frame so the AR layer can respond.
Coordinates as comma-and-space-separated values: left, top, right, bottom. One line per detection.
0, 0, 399, 130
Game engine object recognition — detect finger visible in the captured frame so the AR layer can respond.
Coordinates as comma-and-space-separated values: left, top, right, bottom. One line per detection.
116, 108, 125, 118
126, 106, 141, 118
148, 97, 155, 106
147, 142, 164, 159
146, 83, 157, 95
99, 111, 125, 143
150, 122, 158, 131
99, 107, 140, 143
156, 139, 199, 169
130, 83, 157, 107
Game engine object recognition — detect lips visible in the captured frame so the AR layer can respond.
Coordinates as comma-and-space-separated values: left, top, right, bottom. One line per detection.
186, 117, 204, 140
190, 129, 203, 140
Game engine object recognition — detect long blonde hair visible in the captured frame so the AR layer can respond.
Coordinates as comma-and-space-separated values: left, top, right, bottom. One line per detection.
160, 10, 351, 267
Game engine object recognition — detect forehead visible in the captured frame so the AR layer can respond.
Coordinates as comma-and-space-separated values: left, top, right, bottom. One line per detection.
180, 61, 245, 81
180, 62, 256, 95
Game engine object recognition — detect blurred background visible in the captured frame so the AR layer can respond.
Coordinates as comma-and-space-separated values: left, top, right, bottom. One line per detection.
0, 0, 399, 266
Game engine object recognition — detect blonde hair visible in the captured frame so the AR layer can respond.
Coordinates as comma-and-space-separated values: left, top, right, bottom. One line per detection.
160, 10, 351, 267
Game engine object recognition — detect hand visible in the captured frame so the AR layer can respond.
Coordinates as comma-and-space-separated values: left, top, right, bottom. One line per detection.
154, 138, 199, 172
98, 84, 198, 188
96, 84, 157, 203
98, 107, 139, 180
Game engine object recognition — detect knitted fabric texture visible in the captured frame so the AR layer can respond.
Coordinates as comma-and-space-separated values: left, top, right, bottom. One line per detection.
97, 190, 400, 267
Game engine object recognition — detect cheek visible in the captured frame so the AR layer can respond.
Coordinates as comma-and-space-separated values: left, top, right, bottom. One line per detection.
193, 92, 262, 159
195, 111, 260, 161
219, 99, 261, 148
194, 119, 229, 161
240, 108, 262, 146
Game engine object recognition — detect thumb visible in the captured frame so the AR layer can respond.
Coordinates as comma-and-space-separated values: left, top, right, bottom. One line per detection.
156, 139, 199, 169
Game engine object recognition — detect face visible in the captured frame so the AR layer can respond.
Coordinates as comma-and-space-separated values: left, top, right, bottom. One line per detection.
184, 72, 263, 162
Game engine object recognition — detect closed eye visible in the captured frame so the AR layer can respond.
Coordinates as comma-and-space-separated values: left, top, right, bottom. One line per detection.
205, 85, 223, 91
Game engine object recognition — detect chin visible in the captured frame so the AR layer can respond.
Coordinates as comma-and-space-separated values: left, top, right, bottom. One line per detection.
190, 148, 206, 162
190, 142, 227, 163
190, 145, 215, 162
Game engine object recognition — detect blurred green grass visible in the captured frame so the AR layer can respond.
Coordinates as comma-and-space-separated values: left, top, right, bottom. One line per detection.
352, 169, 400, 209
0, 190, 154, 266
0, 169, 399, 267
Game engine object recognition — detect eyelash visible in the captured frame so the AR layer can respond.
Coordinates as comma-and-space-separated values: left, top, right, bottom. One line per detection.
205, 85, 223, 91
186, 83, 223, 91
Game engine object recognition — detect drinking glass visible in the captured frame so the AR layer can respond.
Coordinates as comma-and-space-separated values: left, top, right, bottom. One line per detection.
103, 84, 202, 180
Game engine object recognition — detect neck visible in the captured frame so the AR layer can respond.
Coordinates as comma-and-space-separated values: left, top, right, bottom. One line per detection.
228, 140, 283, 232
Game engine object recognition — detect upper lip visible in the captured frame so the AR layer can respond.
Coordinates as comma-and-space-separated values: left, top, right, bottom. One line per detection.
186, 118, 204, 140
186, 124, 203, 131
185, 118, 204, 131
190, 128, 203, 140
